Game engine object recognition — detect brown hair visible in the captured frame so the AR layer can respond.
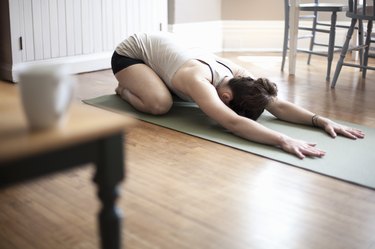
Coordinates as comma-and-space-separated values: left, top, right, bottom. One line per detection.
227, 77, 278, 120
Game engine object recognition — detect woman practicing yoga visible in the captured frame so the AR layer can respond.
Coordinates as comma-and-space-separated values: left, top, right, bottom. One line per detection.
111, 32, 364, 159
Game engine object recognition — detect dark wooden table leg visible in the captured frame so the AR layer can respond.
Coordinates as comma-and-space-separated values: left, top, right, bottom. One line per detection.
93, 133, 125, 249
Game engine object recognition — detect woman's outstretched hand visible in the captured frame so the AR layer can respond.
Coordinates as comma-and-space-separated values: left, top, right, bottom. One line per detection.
277, 115, 365, 159
318, 117, 365, 139
279, 136, 326, 159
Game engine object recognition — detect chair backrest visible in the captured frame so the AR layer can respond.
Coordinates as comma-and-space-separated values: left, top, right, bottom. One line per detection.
284, 0, 320, 22
347, 0, 375, 20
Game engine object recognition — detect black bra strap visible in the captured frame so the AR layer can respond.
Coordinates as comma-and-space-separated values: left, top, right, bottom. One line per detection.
196, 59, 214, 83
216, 60, 234, 75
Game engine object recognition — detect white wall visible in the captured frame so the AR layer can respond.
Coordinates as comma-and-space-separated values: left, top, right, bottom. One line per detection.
221, 0, 349, 21
168, 0, 350, 52
169, 0, 221, 24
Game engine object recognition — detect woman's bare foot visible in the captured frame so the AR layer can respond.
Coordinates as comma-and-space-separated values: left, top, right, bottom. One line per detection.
115, 85, 123, 95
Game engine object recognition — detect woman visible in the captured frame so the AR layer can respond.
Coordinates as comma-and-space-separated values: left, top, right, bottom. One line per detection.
111, 32, 364, 159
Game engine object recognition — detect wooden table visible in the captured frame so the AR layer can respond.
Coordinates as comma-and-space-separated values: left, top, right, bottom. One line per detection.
0, 83, 135, 249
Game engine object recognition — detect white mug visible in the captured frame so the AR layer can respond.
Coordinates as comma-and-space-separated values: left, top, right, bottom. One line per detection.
18, 64, 75, 130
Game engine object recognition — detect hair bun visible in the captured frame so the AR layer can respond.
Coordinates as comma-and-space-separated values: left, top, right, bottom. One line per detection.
254, 78, 278, 95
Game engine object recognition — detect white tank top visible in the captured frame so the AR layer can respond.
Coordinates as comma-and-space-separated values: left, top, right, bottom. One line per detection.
115, 32, 233, 101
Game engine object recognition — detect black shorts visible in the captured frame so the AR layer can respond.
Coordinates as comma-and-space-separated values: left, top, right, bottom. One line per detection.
111, 51, 145, 75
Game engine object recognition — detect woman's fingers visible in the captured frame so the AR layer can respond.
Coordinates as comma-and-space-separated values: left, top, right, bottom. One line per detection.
333, 126, 365, 139
293, 142, 325, 159
325, 126, 337, 138
324, 120, 365, 139
282, 138, 325, 159
340, 129, 358, 139
346, 128, 365, 139
294, 148, 305, 159
300, 145, 325, 158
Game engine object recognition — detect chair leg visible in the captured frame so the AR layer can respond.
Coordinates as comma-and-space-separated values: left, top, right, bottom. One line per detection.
331, 18, 358, 88
358, 20, 364, 69
362, 20, 373, 78
281, 17, 289, 71
326, 11, 338, 81
307, 10, 318, 65
281, 2, 290, 71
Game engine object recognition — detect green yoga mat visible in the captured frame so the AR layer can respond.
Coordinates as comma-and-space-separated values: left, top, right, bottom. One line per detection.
83, 94, 375, 190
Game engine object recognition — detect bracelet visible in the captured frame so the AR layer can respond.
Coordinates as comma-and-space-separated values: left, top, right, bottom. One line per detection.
312, 114, 320, 127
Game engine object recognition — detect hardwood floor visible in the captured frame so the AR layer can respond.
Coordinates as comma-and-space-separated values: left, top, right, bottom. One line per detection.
1, 52, 375, 249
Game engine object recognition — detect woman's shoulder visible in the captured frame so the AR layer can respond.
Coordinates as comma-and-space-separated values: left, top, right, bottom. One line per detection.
174, 60, 212, 81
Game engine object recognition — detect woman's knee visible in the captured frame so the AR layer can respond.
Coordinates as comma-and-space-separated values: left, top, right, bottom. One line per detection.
146, 94, 173, 115
114, 64, 173, 115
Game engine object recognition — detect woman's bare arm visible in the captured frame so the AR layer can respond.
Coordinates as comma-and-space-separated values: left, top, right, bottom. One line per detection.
266, 97, 365, 139
266, 97, 316, 125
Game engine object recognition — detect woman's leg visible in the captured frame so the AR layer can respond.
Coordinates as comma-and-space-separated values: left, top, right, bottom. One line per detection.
114, 64, 173, 115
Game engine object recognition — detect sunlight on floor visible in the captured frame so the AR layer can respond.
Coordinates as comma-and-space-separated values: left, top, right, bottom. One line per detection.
231, 166, 313, 245
237, 55, 284, 72
237, 55, 282, 63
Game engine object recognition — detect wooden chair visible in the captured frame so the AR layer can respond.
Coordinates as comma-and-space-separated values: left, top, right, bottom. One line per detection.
331, 0, 375, 88
281, 0, 348, 81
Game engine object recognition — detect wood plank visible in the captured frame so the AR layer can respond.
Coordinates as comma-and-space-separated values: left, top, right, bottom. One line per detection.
112, 0, 122, 47
119, 0, 127, 39
102, 0, 113, 51
73, 0, 82, 55
22, 0, 35, 61
31, 0, 43, 60
57, 0, 67, 57
49, 0, 60, 58
81, 0, 92, 55
65, 0, 75, 56
40, 0, 51, 59
8, 0, 23, 63
92, 0, 103, 53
